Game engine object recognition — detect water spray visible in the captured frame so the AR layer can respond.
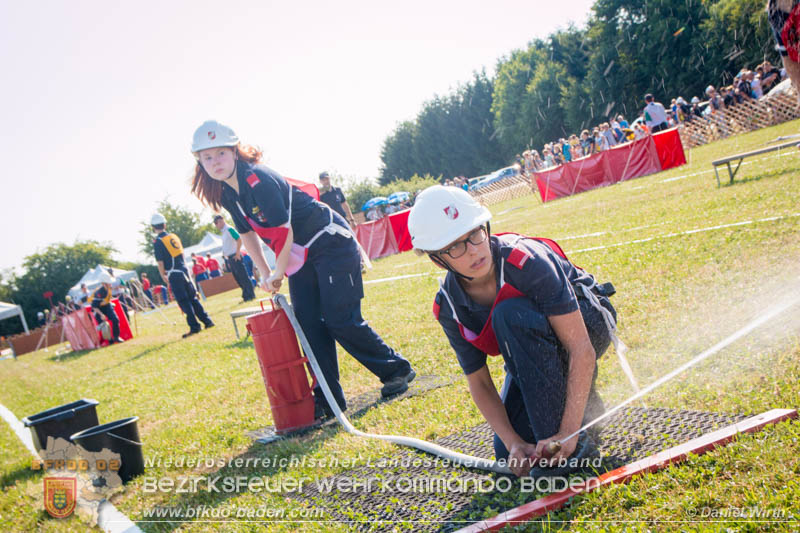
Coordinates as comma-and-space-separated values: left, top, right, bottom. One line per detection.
273, 294, 513, 474
275, 289, 799, 468
543, 294, 800, 458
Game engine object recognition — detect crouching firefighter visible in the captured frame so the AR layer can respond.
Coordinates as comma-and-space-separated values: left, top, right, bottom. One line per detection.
407, 186, 622, 478
91, 272, 123, 344
151, 213, 214, 338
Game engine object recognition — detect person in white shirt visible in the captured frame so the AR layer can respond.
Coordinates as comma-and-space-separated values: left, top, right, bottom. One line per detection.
750, 73, 764, 99
214, 214, 255, 301
642, 94, 669, 133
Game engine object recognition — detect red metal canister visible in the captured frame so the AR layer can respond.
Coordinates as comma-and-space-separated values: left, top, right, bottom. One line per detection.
246, 303, 316, 433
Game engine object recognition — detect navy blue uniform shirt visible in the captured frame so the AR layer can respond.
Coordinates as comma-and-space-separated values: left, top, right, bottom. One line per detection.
220, 161, 331, 247
435, 234, 596, 375
153, 231, 188, 275
319, 186, 348, 219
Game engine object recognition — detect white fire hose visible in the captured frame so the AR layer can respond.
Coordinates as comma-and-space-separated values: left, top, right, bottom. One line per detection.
273, 293, 512, 475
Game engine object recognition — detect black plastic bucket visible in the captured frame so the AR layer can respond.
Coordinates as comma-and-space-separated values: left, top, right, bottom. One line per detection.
22, 399, 100, 453
70, 417, 144, 484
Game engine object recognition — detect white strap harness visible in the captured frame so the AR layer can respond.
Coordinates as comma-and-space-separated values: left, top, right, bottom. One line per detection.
438, 246, 640, 393
236, 184, 373, 270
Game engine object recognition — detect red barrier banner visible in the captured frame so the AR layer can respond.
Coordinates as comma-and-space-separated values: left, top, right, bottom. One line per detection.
354, 217, 399, 260
652, 127, 687, 170
61, 310, 99, 351
387, 209, 413, 252
61, 299, 132, 350
534, 131, 684, 202
112, 299, 133, 341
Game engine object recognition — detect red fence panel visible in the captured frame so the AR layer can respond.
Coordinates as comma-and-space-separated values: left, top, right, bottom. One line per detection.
534, 132, 683, 202
354, 217, 399, 260
652, 127, 687, 170
387, 209, 413, 252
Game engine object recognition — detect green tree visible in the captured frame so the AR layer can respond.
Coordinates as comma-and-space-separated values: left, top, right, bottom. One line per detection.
523, 59, 570, 147
698, 0, 775, 81
345, 174, 441, 215
0, 240, 117, 335
138, 200, 215, 257
491, 44, 549, 160
379, 121, 417, 184
576, 0, 774, 123
379, 71, 505, 182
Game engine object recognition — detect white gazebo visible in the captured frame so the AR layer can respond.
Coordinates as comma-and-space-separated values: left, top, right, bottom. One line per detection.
0, 302, 29, 333
67, 264, 138, 301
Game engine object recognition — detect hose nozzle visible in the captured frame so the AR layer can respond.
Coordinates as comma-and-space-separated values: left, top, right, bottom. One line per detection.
543, 441, 562, 458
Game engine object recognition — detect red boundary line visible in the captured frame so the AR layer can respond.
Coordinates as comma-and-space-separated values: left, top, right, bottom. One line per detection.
457, 408, 797, 532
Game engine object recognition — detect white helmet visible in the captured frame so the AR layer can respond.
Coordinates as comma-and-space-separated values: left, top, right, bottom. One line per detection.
408, 186, 491, 251
98, 321, 111, 340
191, 120, 239, 154
150, 213, 166, 226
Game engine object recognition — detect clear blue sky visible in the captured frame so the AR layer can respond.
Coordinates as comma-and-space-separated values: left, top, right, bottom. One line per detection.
1, 0, 594, 272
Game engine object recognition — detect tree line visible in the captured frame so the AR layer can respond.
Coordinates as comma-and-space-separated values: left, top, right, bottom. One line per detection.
379, 0, 775, 183
0, 201, 214, 337
0, 0, 774, 337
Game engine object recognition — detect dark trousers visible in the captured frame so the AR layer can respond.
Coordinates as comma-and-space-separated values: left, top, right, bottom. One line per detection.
226, 255, 255, 301
288, 227, 411, 411
651, 122, 668, 133
169, 272, 212, 331
490, 296, 614, 460
97, 303, 120, 340
143, 289, 156, 308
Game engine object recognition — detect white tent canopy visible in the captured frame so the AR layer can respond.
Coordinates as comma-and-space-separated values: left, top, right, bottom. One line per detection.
0, 302, 29, 333
67, 264, 137, 301
182, 232, 223, 263
183, 231, 276, 269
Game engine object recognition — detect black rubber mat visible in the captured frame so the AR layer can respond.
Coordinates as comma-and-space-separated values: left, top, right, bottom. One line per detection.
246, 374, 457, 444
292, 407, 747, 531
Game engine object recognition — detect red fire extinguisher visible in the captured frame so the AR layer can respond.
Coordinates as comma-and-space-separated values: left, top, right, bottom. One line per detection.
246, 300, 316, 433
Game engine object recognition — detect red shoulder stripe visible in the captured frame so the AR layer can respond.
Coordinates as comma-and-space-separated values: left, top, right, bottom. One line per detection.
246, 173, 260, 188
507, 248, 530, 269
432, 300, 441, 320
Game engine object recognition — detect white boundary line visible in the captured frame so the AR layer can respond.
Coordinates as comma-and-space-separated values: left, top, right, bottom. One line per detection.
0, 403, 38, 456
364, 272, 434, 285
568, 213, 800, 254
0, 402, 143, 533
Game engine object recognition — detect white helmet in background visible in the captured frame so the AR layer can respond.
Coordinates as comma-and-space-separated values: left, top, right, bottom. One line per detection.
150, 213, 166, 226
191, 120, 239, 154
408, 186, 492, 252
98, 321, 111, 341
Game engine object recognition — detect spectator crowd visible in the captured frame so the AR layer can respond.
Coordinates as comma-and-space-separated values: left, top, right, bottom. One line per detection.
502, 60, 789, 177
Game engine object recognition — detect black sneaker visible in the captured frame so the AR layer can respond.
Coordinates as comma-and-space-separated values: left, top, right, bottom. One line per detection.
380, 368, 416, 398
204, 321, 215, 329
182, 328, 201, 338
313, 400, 335, 422
528, 431, 600, 479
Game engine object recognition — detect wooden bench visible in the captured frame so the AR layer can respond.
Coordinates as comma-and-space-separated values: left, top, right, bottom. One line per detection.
230, 297, 291, 339
711, 140, 798, 186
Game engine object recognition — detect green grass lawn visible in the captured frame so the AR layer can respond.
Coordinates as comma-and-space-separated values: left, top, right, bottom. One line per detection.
2, 122, 800, 532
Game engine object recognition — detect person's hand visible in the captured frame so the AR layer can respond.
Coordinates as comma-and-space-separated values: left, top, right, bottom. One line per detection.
535, 432, 578, 467
261, 271, 283, 293
234, 251, 242, 261
507, 441, 539, 478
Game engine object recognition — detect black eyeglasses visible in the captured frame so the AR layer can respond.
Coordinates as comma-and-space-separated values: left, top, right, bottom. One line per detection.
439, 227, 488, 259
